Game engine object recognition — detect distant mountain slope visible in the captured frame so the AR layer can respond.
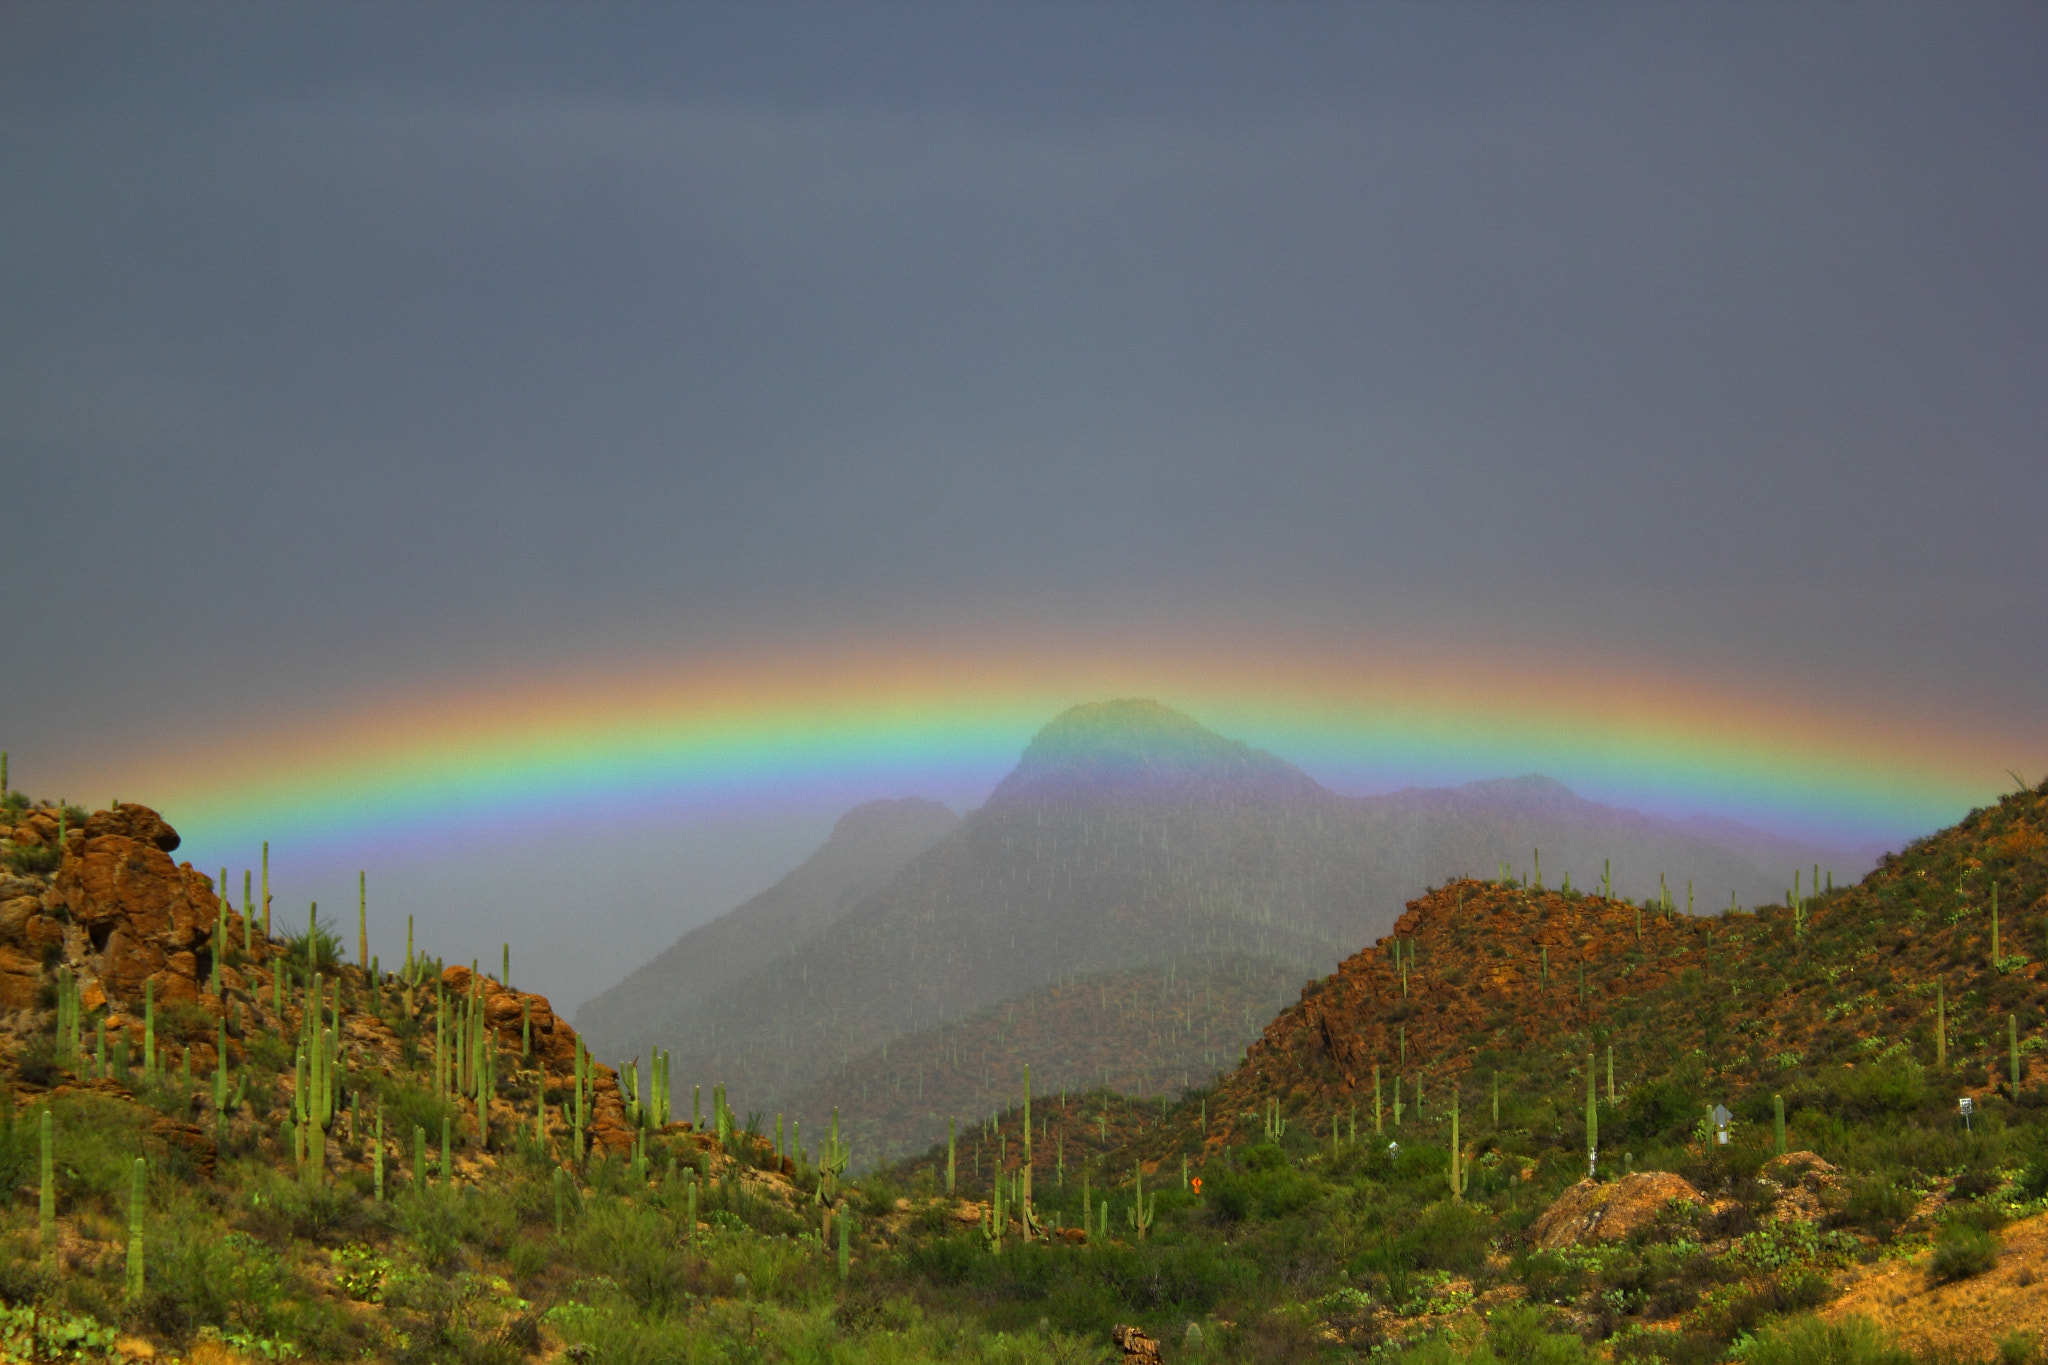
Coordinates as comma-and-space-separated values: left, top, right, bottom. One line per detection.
581, 699, 1844, 1163
625, 701, 1390, 1122
574, 797, 957, 1054
782, 951, 1308, 1165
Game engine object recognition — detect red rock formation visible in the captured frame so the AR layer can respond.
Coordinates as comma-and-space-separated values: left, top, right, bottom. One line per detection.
49, 803, 238, 1003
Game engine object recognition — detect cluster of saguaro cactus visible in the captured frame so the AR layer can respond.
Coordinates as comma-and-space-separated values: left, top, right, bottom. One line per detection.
294, 972, 338, 1185
1126, 1161, 1154, 1239
817, 1107, 850, 1200
1262, 1096, 1286, 1141
711, 1082, 734, 1148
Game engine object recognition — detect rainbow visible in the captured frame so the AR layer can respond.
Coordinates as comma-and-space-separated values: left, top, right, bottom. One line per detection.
50, 628, 2038, 869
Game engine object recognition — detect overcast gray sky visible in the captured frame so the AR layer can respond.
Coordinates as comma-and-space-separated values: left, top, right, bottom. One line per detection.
3, 2, 2043, 1011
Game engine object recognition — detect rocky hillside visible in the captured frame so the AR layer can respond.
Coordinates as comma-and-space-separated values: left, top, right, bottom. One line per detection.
1132, 774, 2046, 1161
0, 796, 663, 1181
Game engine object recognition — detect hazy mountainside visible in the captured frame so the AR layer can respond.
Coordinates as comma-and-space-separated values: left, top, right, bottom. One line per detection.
783, 952, 1309, 1165
1676, 810, 1883, 887
1356, 774, 1837, 913
621, 701, 1393, 1129
584, 700, 1842, 1162
575, 797, 957, 1051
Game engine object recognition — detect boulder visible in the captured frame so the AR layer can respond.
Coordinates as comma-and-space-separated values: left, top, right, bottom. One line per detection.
82, 803, 181, 853
0, 944, 41, 1011
1531, 1172, 1704, 1249
0, 896, 40, 943
1761, 1151, 1843, 1223
52, 811, 222, 1000
1112, 1325, 1164, 1362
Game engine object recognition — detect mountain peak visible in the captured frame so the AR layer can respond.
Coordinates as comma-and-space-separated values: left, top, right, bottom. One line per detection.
991, 699, 1323, 804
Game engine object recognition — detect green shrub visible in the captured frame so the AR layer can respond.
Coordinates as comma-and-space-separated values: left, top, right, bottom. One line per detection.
3, 844, 59, 876
1929, 1222, 2000, 1283
1732, 1313, 1913, 1365
1412, 1198, 1495, 1272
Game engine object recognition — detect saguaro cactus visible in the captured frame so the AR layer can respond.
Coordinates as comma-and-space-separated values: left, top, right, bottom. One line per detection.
1936, 982, 1947, 1066
2011, 1014, 2021, 1100
1450, 1088, 1462, 1202
1585, 1053, 1597, 1175
1020, 1064, 1034, 1236
213, 1019, 230, 1125
947, 1118, 957, 1194
39, 1110, 53, 1270
125, 1158, 146, 1300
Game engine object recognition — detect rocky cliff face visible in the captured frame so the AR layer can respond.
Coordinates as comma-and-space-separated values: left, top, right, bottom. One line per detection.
1, 799, 650, 1158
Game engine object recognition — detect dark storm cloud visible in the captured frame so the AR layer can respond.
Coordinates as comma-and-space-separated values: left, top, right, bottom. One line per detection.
5, 1, 2044, 1011
2, 1, 2044, 741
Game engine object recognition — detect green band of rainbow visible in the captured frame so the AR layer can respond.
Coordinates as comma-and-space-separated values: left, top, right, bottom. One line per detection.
58, 632, 2029, 862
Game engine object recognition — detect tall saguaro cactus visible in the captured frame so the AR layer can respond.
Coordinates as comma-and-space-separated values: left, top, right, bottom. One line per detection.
39, 1110, 54, 1270
125, 1158, 146, 1301
1020, 1064, 1034, 1237
1936, 982, 1948, 1067
1449, 1088, 1463, 1202
1585, 1053, 1598, 1176
2011, 1015, 2022, 1100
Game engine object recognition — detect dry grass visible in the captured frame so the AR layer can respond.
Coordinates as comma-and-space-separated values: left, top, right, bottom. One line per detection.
1824, 1212, 2048, 1358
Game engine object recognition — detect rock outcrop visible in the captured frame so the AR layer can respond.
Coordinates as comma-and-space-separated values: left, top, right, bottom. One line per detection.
50, 802, 240, 1005
1530, 1171, 1704, 1249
